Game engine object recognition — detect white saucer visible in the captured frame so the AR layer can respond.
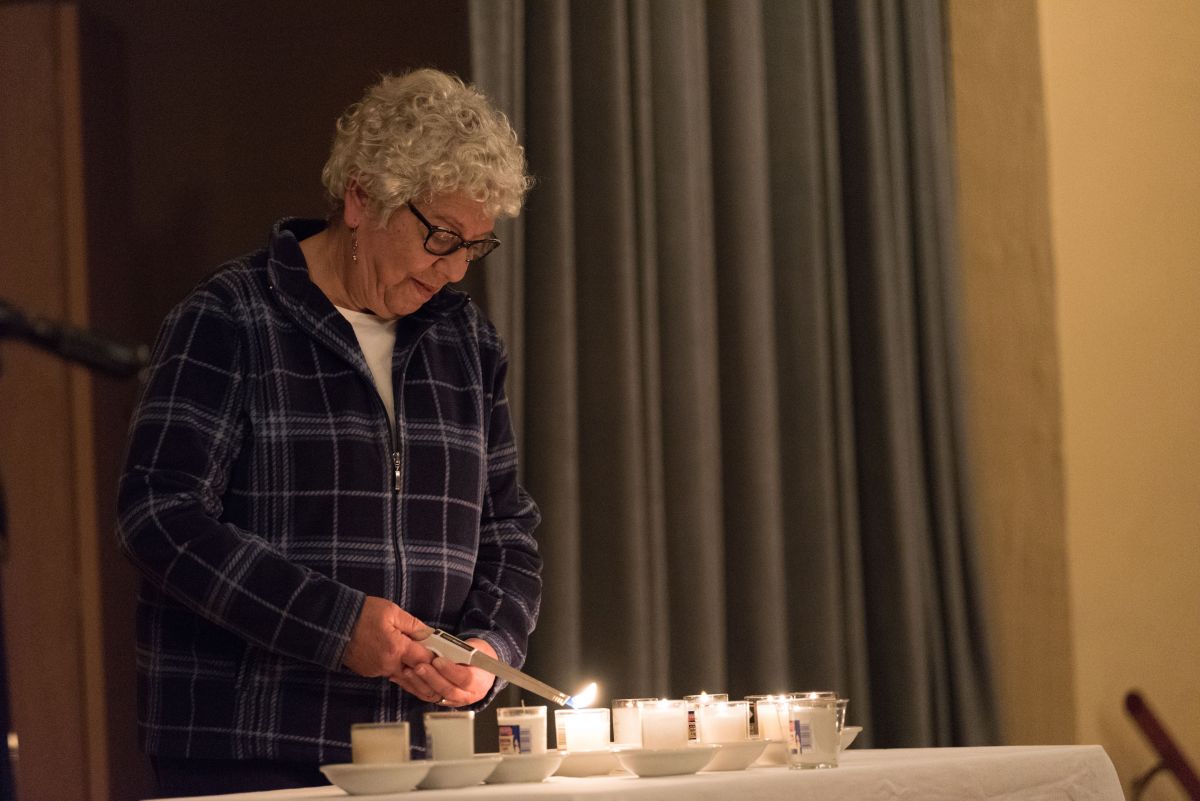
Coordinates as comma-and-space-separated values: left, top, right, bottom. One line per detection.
615, 744, 719, 777
700, 739, 767, 772
840, 725, 863, 750
416, 755, 502, 790
554, 748, 620, 777
319, 761, 430, 795
479, 751, 564, 783
755, 739, 788, 766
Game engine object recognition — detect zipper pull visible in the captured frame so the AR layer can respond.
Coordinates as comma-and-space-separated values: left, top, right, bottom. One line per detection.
392, 451, 402, 493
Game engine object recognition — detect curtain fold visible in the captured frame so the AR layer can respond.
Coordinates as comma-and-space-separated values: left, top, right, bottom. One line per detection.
470, 0, 996, 746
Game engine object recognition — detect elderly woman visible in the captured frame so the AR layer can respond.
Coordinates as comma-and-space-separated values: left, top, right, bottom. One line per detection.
117, 69, 542, 796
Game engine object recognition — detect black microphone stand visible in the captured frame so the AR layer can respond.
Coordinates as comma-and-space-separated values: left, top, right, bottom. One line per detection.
0, 299, 150, 801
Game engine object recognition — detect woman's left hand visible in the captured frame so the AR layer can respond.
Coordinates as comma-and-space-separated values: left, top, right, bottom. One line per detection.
392, 638, 498, 707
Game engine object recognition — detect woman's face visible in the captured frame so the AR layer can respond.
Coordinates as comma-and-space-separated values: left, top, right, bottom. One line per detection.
350, 190, 495, 319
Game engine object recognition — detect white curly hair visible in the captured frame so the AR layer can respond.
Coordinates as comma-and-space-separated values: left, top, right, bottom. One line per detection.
321, 69, 531, 223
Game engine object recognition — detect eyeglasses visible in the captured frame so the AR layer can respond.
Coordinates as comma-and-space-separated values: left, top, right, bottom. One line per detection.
407, 202, 501, 263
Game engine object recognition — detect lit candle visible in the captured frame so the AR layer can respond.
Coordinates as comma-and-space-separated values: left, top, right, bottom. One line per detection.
697, 701, 749, 743
638, 699, 688, 750
423, 711, 475, 761
351, 722, 410, 763
496, 706, 547, 755
569, 682, 598, 709
683, 692, 728, 741
611, 698, 655, 747
554, 708, 611, 752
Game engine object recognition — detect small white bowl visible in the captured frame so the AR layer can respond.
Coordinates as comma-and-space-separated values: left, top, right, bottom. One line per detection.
615, 744, 719, 778
555, 749, 620, 777
320, 761, 430, 795
755, 739, 788, 766
700, 739, 768, 772
482, 751, 564, 784
840, 725, 863, 750
417, 755, 502, 790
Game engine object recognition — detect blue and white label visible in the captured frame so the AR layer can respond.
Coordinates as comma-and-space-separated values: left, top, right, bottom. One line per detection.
499, 724, 531, 754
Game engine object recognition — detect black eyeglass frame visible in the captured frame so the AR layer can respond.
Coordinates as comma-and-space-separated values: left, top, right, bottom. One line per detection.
407, 202, 501, 263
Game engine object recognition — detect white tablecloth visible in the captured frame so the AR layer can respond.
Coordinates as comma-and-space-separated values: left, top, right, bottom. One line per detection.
150, 746, 1125, 801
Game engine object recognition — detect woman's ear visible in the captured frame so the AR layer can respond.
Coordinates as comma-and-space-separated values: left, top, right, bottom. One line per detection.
342, 180, 368, 229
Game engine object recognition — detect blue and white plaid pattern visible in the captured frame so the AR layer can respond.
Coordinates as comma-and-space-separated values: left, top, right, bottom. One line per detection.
117, 218, 542, 763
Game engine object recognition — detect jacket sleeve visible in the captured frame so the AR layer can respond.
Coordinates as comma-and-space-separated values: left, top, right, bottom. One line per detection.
456, 338, 543, 678
116, 281, 365, 670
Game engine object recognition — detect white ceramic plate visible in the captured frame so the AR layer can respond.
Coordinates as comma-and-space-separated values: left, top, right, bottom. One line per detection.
319, 761, 430, 795
755, 739, 788, 766
479, 751, 564, 783
700, 739, 768, 772
554, 749, 620, 777
840, 725, 863, 750
615, 744, 719, 778
416, 755, 502, 790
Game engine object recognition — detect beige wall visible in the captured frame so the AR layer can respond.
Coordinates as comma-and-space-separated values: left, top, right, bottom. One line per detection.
1038, 1, 1200, 798
948, 0, 1076, 747
953, 1, 1200, 798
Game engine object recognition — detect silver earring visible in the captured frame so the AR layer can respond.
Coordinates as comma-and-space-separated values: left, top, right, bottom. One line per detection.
350, 227, 358, 264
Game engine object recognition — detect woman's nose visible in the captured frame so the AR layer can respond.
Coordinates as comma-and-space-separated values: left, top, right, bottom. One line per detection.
437, 252, 470, 283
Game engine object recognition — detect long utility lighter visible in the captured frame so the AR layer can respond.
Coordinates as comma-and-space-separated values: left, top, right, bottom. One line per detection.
419, 628, 576, 707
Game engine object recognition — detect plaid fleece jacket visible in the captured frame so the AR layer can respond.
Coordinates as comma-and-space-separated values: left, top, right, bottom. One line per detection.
117, 218, 542, 763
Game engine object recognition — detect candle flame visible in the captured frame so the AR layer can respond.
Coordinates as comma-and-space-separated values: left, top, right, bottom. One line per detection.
568, 682, 598, 709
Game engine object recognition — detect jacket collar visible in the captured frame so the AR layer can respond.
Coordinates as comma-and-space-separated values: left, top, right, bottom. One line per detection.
264, 218, 470, 371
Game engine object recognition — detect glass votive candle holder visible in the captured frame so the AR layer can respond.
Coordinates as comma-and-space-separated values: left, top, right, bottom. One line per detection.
611, 698, 655, 747
351, 722, 410, 763
683, 692, 728, 741
696, 700, 749, 743
497, 705, 547, 754
424, 710, 475, 761
638, 699, 689, 750
786, 691, 841, 731
749, 695, 789, 741
554, 707, 611, 752
785, 695, 839, 769
745, 694, 770, 738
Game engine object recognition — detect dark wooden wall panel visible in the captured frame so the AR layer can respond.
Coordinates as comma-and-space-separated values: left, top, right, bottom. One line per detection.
2, 3, 472, 798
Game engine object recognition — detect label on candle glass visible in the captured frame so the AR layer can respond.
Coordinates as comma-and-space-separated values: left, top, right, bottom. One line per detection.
788, 719, 813, 754
498, 724, 522, 754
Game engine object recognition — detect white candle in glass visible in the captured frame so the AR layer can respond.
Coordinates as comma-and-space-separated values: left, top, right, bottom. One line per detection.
785, 697, 839, 769
496, 706, 547, 754
351, 722, 410, 763
638, 699, 688, 750
424, 711, 475, 761
612, 698, 654, 747
554, 708, 611, 752
684, 692, 728, 741
697, 701, 749, 743
755, 697, 787, 741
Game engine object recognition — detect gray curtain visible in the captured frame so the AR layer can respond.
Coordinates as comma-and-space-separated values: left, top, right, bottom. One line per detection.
468, 0, 996, 747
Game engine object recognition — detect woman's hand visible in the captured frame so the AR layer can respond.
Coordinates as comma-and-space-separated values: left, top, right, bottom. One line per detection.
342, 596, 434, 678
392, 638, 498, 707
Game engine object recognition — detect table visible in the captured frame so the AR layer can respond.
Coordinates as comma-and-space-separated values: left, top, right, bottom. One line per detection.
149, 746, 1125, 801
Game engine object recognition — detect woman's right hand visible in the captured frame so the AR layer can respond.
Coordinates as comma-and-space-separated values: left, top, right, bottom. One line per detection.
341, 596, 433, 678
